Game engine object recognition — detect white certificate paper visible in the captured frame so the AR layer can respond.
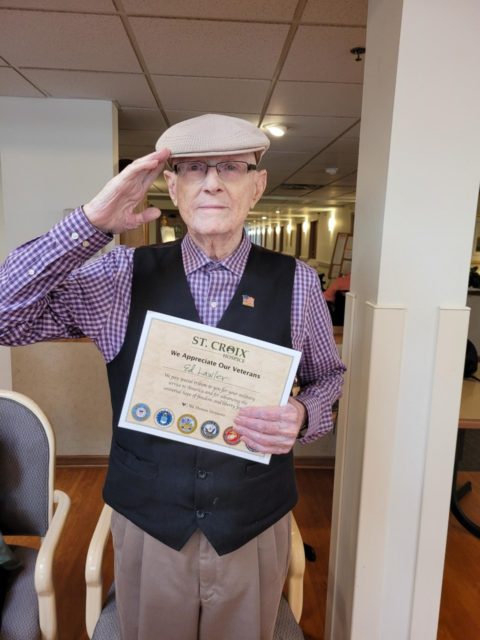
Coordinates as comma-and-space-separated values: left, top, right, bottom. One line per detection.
118, 311, 302, 464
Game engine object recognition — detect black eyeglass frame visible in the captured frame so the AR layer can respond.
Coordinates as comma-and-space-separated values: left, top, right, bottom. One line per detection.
172, 161, 257, 176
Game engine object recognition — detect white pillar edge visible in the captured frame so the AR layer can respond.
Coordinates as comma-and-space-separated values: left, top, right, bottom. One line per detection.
350, 302, 407, 638
409, 306, 470, 639
325, 291, 356, 639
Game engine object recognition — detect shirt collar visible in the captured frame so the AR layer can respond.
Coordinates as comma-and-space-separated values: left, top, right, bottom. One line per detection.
182, 232, 251, 277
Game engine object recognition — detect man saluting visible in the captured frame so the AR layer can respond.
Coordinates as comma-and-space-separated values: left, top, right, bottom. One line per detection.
0, 114, 345, 640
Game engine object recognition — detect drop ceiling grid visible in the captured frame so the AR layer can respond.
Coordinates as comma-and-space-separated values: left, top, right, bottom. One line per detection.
0, 67, 44, 96
121, 0, 299, 22
280, 25, 366, 83
268, 81, 363, 117
128, 17, 290, 79
301, 0, 368, 25
150, 76, 271, 114
261, 114, 359, 138
0, 9, 141, 72
22, 69, 157, 108
0, 1, 116, 12
0, 1, 365, 210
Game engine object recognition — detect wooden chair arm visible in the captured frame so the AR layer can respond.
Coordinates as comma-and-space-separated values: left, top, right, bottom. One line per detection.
286, 514, 306, 623
85, 504, 113, 639
35, 489, 71, 640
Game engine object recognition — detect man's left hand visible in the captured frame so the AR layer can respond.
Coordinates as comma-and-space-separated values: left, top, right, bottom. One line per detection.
233, 397, 306, 455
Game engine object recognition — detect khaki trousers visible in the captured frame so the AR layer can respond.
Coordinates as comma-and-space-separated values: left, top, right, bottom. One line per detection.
111, 511, 291, 640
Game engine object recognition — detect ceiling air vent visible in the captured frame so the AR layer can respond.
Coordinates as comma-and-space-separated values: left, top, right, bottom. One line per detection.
279, 183, 321, 191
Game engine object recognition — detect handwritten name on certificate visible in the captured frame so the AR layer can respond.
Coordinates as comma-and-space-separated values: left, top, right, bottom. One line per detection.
119, 311, 302, 464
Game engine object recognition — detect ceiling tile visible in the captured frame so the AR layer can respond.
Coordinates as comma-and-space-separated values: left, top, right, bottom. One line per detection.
123, 0, 297, 21
327, 137, 360, 154
308, 185, 355, 197
262, 114, 358, 138
267, 185, 316, 198
342, 121, 361, 138
0, 67, 44, 97
262, 150, 312, 191
335, 174, 357, 187
291, 161, 358, 184
22, 69, 156, 108
119, 129, 159, 146
130, 17, 289, 79
267, 135, 333, 153
302, 0, 368, 25
166, 110, 259, 126
119, 145, 154, 160
0, 1, 115, 11
118, 107, 167, 131
281, 25, 366, 83
302, 147, 358, 170
0, 10, 140, 72
269, 81, 363, 117
152, 76, 270, 113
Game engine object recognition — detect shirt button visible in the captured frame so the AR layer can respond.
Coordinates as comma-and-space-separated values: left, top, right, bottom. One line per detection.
27, 268, 35, 276
196, 509, 206, 519
210, 301, 217, 308
70, 232, 79, 241
197, 470, 207, 479
82, 240, 90, 248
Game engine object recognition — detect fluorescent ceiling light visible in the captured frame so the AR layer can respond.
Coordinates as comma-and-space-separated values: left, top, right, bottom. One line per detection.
264, 124, 287, 137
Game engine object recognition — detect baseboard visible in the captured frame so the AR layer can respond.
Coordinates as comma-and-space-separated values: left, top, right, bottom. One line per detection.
56, 455, 109, 467
294, 456, 335, 469
56, 454, 335, 469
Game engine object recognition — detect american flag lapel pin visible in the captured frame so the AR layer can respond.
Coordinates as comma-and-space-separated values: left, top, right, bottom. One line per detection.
242, 294, 255, 308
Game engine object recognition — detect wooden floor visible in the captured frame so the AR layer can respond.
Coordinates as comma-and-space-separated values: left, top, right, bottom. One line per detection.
16, 466, 480, 639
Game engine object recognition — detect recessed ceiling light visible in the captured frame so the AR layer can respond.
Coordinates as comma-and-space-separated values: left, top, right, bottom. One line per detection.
325, 167, 338, 175
263, 124, 287, 137
262, 216, 268, 220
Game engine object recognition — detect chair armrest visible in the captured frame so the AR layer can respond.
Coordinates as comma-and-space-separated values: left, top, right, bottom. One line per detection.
85, 504, 113, 639
286, 514, 306, 623
35, 489, 71, 640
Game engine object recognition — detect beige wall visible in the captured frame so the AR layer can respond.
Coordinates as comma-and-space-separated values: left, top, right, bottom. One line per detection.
12, 342, 112, 456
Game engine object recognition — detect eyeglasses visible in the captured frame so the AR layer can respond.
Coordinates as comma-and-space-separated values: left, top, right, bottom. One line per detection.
173, 160, 257, 182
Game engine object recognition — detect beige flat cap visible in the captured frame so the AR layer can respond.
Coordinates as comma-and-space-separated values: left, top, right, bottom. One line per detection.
155, 114, 270, 161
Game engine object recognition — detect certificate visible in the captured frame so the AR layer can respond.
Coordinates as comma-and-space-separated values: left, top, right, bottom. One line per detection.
119, 311, 302, 464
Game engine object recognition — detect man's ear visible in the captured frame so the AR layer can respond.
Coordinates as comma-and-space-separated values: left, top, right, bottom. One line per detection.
251, 169, 267, 208
164, 170, 178, 206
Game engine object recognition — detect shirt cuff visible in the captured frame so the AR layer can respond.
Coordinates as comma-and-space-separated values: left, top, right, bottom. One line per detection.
295, 392, 335, 444
50, 207, 113, 255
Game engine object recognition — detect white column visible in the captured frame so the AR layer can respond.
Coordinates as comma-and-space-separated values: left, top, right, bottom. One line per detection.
327, 1, 480, 638
0, 97, 117, 389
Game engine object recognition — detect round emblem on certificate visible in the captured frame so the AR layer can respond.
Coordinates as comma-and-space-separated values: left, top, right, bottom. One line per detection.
245, 442, 258, 453
131, 403, 151, 422
200, 420, 220, 440
154, 409, 174, 428
223, 427, 241, 445
177, 414, 198, 434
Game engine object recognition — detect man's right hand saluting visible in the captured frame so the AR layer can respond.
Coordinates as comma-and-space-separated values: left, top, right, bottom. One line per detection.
83, 149, 171, 234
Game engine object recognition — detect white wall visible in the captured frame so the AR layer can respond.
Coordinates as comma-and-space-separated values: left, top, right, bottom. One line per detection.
0, 97, 117, 251
0, 97, 117, 451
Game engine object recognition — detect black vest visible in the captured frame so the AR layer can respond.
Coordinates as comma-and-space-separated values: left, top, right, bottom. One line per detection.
104, 241, 298, 555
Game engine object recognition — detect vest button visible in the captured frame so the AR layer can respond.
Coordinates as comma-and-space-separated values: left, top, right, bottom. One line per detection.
197, 469, 207, 479
196, 509, 206, 519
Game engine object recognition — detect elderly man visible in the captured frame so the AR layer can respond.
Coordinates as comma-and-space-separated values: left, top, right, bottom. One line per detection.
0, 114, 345, 640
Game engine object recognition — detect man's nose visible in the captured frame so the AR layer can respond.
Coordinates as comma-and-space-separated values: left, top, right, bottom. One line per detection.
202, 165, 223, 190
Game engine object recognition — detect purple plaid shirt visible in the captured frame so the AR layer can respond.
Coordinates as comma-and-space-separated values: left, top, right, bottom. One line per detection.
0, 208, 345, 443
